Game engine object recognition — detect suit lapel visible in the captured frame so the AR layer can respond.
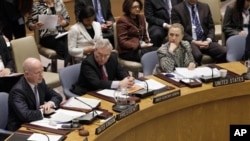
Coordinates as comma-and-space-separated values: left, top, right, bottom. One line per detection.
77, 23, 95, 44
23, 78, 37, 107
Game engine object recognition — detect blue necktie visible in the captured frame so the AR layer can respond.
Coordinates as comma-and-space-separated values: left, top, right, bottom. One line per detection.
191, 6, 203, 40
93, 0, 105, 24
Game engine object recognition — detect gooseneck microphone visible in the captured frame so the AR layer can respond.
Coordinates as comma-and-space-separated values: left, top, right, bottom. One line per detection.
74, 97, 98, 118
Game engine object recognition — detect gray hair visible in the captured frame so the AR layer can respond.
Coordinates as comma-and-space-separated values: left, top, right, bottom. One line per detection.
95, 39, 113, 50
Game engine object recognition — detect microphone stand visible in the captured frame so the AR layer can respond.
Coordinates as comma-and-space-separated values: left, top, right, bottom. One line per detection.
74, 97, 98, 124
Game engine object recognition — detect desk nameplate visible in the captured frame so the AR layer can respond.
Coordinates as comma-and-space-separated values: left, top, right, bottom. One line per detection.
95, 116, 116, 135
116, 104, 140, 121
213, 76, 245, 87
153, 90, 181, 104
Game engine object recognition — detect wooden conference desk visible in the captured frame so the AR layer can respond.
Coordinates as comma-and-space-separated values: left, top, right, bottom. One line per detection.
16, 62, 250, 141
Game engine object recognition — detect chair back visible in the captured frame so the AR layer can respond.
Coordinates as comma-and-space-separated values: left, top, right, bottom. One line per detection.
59, 63, 81, 98
226, 35, 247, 62
0, 92, 9, 129
141, 51, 158, 76
10, 36, 61, 88
10, 36, 40, 73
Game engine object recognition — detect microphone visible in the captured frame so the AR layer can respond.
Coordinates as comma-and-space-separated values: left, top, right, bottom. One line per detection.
74, 97, 98, 124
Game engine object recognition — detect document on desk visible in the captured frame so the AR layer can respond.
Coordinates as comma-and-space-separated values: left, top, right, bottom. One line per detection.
135, 79, 166, 90
175, 67, 221, 79
63, 97, 101, 110
38, 15, 58, 29
28, 133, 63, 141
97, 89, 128, 98
30, 109, 85, 129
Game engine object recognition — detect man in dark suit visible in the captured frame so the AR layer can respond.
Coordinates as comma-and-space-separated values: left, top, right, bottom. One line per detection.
74, 0, 115, 47
71, 39, 135, 95
0, 33, 14, 77
171, 0, 226, 65
144, 0, 183, 47
7, 58, 62, 131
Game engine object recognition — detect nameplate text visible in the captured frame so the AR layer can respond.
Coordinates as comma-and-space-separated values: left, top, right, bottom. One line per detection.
116, 104, 139, 121
153, 90, 181, 104
95, 116, 116, 135
213, 76, 245, 87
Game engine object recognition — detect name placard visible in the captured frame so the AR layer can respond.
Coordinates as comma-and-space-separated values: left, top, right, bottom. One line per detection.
116, 104, 139, 121
153, 90, 181, 104
95, 116, 116, 135
213, 76, 245, 87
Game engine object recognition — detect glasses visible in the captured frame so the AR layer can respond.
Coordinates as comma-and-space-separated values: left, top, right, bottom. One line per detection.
95, 52, 110, 59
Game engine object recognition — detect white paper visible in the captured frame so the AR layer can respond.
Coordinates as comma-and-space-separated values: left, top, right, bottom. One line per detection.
55, 31, 68, 39
175, 67, 220, 79
135, 79, 166, 90
50, 109, 85, 122
30, 118, 65, 129
38, 15, 58, 29
28, 133, 62, 141
63, 97, 101, 110
97, 89, 128, 98
97, 89, 116, 98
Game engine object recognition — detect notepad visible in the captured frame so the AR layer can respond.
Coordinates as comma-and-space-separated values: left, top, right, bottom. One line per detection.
28, 133, 63, 141
175, 67, 221, 79
62, 97, 101, 110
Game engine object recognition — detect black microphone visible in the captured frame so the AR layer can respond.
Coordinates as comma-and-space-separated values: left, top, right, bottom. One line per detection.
74, 97, 98, 124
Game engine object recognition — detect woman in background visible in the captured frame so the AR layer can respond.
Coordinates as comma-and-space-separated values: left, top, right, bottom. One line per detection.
223, 0, 250, 41
157, 23, 196, 73
117, 0, 157, 62
68, 5, 103, 60
26, 0, 70, 65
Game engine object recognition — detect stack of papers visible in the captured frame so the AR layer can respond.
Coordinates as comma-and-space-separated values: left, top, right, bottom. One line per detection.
28, 133, 63, 141
175, 67, 220, 79
62, 97, 101, 110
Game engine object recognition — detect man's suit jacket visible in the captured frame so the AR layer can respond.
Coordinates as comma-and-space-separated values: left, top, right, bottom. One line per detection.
144, 0, 183, 28
116, 14, 149, 54
71, 53, 129, 95
171, 1, 216, 42
7, 77, 62, 131
68, 22, 103, 58
0, 35, 14, 70
222, 5, 244, 41
74, 0, 114, 22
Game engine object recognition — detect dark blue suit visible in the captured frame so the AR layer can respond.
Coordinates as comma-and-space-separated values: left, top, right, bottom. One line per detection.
71, 53, 129, 95
7, 77, 62, 131
144, 0, 183, 47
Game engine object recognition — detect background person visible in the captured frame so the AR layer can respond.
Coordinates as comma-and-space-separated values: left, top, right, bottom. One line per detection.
68, 5, 103, 60
117, 0, 157, 62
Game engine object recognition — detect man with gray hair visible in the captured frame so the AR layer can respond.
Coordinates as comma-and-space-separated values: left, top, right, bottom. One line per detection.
71, 39, 135, 95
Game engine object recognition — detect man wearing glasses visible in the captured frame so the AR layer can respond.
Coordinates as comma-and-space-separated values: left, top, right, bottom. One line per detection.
71, 39, 135, 95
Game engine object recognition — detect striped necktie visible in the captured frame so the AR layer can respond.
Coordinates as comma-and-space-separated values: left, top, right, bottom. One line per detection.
191, 6, 203, 40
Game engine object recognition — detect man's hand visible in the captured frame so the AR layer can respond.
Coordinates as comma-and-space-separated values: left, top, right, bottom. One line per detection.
40, 101, 55, 115
0, 68, 11, 77
119, 76, 135, 88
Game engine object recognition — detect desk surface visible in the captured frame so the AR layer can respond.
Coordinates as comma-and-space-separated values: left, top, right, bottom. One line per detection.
12, 62, 250, 141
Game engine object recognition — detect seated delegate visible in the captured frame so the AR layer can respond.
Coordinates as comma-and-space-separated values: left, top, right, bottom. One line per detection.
71, 39, 135, 95
7, 58, 62, 131
157, 23, 196, 73
68, 5, 103, 60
